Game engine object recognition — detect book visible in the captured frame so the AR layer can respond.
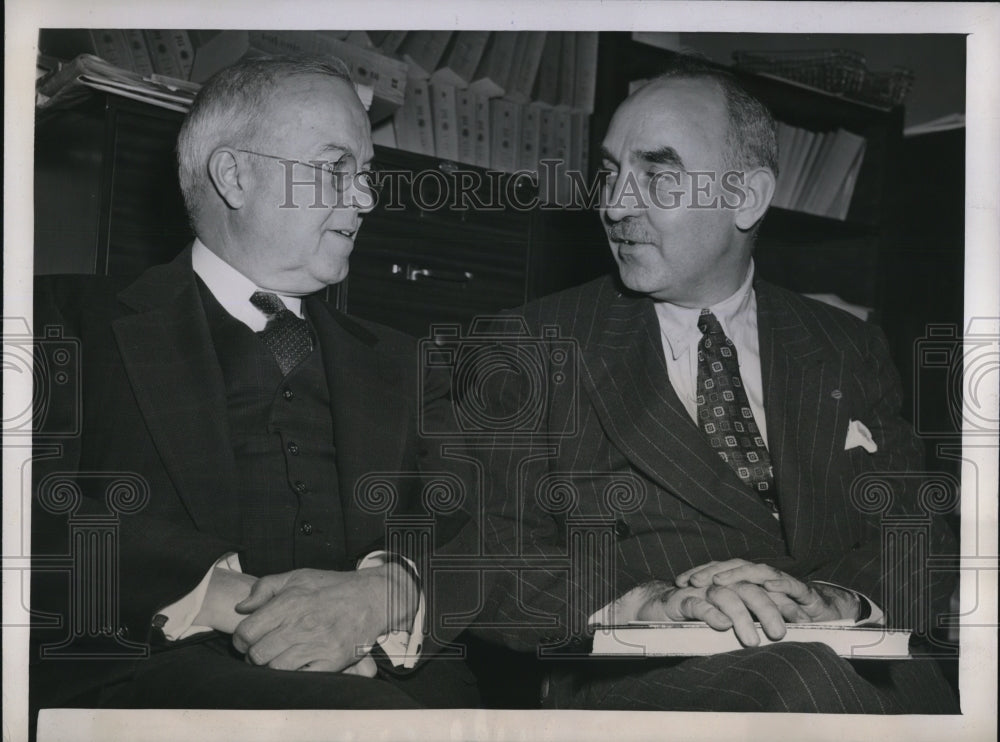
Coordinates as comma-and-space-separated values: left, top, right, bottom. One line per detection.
782, 128, 821, 211
168, 30, 195, 79
537, 107, 557, 202
430, 82, 460, 161
122, 30, 154, 77
570, 110, 590, 177
473, 94, 491, 169
532, 32, 561, 106
573, 32, 599, 113
505, 32, 547, 104
88, 30, 133, 71
592, 622, 911, 660
490, 99, 521, 173
371, 118, 397, 149
578, 111, 590, 177
400, 31, 453, 79
771, 121, 796, 208
144, 30, 185, 78
827, 140, 867, 220
190, 31, 408, 123
795, 131, 839, 213
552, 108, 573, 203
518, 104, 542, 173
469, 32, 518, 98
393, 78, 435, 156
803, 129, 868, 217
456, 89, 477, 165
556, 32, 576, 109
431, 31, 490, 88
36, 54, 200, 114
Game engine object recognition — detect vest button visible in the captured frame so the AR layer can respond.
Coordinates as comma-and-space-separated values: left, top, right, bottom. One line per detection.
283, 388, 294, 400
294, 481, 307, 493
300, 521, 313, 535
614, 519, 630, 538
287, 442, 300, 455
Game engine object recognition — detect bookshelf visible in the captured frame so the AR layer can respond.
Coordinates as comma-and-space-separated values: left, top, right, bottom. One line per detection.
35, 29, 909, 322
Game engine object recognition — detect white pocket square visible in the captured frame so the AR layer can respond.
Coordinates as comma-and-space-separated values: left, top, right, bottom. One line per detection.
845, 419, 878, 453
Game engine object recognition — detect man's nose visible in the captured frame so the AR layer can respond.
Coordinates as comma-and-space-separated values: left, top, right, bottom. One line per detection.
602, 171, 643, 223
346, 175, 377, 215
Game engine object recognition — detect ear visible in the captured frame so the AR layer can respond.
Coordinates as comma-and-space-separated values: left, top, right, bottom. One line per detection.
207, 147, 249, 210
734, 167, 776, 232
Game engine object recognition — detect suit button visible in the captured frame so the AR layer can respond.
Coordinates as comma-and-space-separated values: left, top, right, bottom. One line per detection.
287, 442, 300, 455
300, 521, 313, 535
283, 388, 294, 400
614, 519, 630, 538
294, 481, 307, 493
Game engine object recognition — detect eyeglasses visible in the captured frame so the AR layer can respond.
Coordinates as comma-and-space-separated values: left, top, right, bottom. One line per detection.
236, 149, 380, 197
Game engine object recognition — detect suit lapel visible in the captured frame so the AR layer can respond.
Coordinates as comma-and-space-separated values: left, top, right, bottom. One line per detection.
756, 281, 841, 554
307, 299, 410, 555
112, 249, 241, 542
581, 286, 783, 541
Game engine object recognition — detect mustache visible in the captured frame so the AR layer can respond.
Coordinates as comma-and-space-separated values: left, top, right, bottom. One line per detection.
606, 220, 655, 243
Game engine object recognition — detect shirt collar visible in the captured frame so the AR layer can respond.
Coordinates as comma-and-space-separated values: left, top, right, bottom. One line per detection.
191, 238, 303, 331
654, 261, 756, 360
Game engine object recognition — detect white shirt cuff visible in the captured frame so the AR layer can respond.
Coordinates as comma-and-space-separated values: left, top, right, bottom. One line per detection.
357, 550, 425, 669
811, 580, 885, 625
158, 552, 243, 641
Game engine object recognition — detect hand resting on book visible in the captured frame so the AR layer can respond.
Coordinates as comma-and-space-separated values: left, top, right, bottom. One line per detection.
626, 559, 861, 647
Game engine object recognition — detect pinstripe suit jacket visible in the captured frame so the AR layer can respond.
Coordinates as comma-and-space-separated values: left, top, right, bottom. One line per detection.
474, 274, 955, 651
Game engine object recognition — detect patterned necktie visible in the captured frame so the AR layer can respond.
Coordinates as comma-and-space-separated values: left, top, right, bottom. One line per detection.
696, 309, 778, 516
249, 291, 314, 375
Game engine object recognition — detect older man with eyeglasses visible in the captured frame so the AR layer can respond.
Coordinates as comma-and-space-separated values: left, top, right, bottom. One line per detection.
30, 55, 478, 718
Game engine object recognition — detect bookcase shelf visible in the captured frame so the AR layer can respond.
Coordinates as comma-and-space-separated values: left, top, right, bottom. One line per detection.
35, 29, 908, 324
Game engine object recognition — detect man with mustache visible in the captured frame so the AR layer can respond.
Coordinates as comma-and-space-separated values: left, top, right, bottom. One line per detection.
474, 55, 958, 712
30, 55, 477, 720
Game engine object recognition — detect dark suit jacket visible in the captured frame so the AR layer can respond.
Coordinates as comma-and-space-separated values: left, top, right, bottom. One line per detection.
471, 275, 957, 651
30, 248, 469, 705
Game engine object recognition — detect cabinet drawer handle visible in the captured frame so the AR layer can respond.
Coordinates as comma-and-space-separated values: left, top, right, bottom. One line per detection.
391, 263, 474, 284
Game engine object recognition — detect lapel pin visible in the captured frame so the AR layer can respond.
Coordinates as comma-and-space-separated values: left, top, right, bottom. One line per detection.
831, 389, 843, 399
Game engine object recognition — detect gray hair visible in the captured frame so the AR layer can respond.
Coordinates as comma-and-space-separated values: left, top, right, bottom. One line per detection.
646, 55, 778, 177
176, 55, 354, 228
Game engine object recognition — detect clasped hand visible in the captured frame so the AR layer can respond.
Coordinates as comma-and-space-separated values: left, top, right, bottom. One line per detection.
636, 559, 860, 647
231, 566, 402, 674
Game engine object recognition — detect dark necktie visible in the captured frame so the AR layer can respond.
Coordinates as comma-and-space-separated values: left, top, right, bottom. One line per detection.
249, 291, 314, 375
696, 309, 778, 516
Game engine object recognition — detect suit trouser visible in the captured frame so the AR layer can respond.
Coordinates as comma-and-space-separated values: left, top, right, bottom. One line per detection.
92, 635, 481, 710
545, 642, 959, 713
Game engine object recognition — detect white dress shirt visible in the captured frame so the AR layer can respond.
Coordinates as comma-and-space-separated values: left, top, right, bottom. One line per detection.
158, 240, 423, 668
653, 262, 767, 445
